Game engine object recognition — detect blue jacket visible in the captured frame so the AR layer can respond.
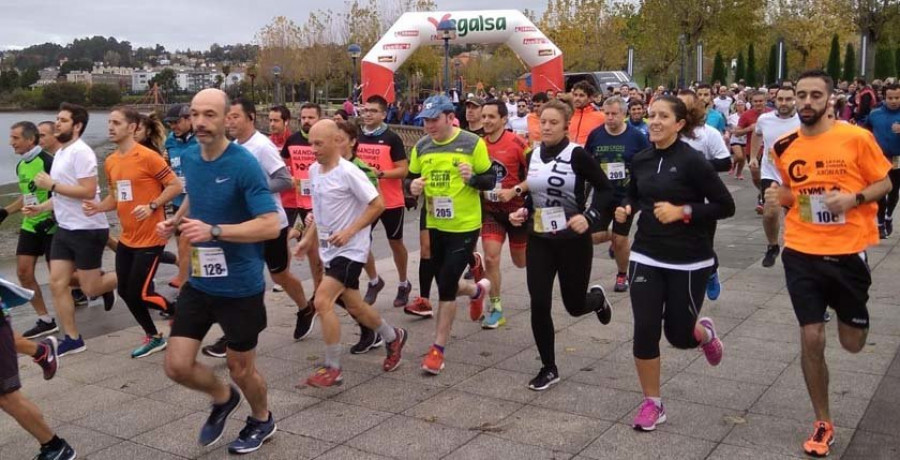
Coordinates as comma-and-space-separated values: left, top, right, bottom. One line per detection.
164, 132, 198, 207
705, 108, 726, 133
867, 106, 900, 157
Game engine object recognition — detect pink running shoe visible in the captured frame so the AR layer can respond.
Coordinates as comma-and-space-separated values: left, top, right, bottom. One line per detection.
698, 317, 724, 366
633, 399, 667, 431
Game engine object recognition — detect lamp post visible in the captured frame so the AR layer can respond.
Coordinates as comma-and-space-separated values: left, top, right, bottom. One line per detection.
437, 19, 457, 95
247, 69, 256, 102
272, 65, 282, 105
696, 40, 704, 83
678, 34, 686, 89
348, 43, 361, 103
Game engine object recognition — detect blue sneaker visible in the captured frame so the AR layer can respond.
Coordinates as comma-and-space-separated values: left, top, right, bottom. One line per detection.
35, 438, 76, 460
706, 271, 721, 301
199, 385, 242, 447
228, 412, 277, 454
131, 335, 167, 359
481, 307, 506, 329
57, 335, 86, 357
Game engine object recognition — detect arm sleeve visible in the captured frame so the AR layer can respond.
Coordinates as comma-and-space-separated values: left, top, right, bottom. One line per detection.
346, 165, 381, 204
705, 127, 733, 172
145, 153, 176, 185
467, 139, 497, 190
572, 147, 614, 230
74, 147, 99, 179
267, 166, 293, 193
408, 146, 421, 174
240, 158, 278, 217
389, 133, 408, 162
687, 154, 735, 222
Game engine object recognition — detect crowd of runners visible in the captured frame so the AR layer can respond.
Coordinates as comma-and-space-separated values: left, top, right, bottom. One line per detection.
0, 68, 898, 459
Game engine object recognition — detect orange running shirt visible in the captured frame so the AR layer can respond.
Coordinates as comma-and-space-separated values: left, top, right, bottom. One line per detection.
105, 144, 176, 248
773, 122, 891, 255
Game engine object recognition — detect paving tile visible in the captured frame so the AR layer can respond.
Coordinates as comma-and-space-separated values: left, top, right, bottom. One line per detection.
724, 335, 799, 363
132, 412, 241, 458
444, 433, 573, 460
706, 443, 805, 459
333, 374, 442, 413
345, 414, 478, 459
843, 430, 900, 460
491, 405, 611, 454
661, 372, 770, 411
494, 347, 600, 378
0, 424, 119, 459
455, 368, 540, 403
146, 380, 217, 412
271, 367, 378, 399
229, 387, 320, 423
651, 399, 744, 442
385, 356, 485, 388
403, 389, 523, 430
773, 365, 883, 400
89, 441, 188, 460
197, 430, 333, 459
277, 400, 392, 444
74, 396, 195, 438
314, 445, 395, 459
61, 353, 154, 384
750, 385, 870, 429
531, 380, 643, 422
41, 384, 137, 422
722, 413, 853, 458
95, 361, 176, 396
684, 354, 790, 386
580, 423, 715, 460
84, 329, 149, 354
440, 339, 530, 367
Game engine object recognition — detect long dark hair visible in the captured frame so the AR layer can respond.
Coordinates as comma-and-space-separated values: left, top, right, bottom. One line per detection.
653, 95, 704, 139
139, 112, 167, 154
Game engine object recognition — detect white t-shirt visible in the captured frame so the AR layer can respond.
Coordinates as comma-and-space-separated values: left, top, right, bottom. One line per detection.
50, 138, 108, 230
238, 131, 288, 229
727, 113, 746, 145
505, 102, 517, 117
713, 96, 733, 119
755, 112, 801, 183
682, 124, 731, 161
507, 116, 528, 136
310, 158, 380, 265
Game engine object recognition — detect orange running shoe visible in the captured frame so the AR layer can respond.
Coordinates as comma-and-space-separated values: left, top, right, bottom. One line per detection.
421, 346, 445, 375
802, 421, 834, 457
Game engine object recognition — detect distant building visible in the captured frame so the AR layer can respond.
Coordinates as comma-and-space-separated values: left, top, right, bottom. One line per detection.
67, 70, 92, 85
132, 70, 159, 92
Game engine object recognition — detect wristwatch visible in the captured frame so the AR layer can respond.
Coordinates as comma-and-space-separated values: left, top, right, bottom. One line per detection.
210, 225, 222, 241
682, 204, 693, 224
149, 202, 159, 211
855, 193, 866, 207
514, 185, 524, 197
377, 170, 385, 179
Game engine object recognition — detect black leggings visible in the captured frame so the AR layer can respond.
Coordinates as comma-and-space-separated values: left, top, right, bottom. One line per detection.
527, 234, 603, 369
429, 229, 479, 301
629, 261, 711, 359
115, 243, 169, 337
877, 169, 900, 224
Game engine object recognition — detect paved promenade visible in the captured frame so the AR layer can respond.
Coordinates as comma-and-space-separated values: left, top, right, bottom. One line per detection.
1, 178, 899, 459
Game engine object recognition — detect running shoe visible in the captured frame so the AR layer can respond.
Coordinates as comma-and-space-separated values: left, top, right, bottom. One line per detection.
706, 271, 722, 301
469, 279, 490, 321
132, 335, 167, 359
306, 366, 343, 388
168, 277, 182, 289
102, 290, 117, 311
802, 421, 834, 457
736, 174, 745, 180
633, 399, 667, 431
34, 336, 58, 381
22, 318, 58, 339
886, 218, 894, 237
755, 203, 764, 215
470, 252, 485, 282
394, 282, 412, 307
590, 285, 612, 325
762, 244, 781, 268
160, 250, 177, 265
383, 328, 408, 372
404, 297, 433, 317
272, 284, 284, 293
202, 336, 228, 358
364, 277, 385, 305
57, 335, 86, 357
824, 311, 832, 323
614, 273, 629, 292
698, 317, 724, 366
294, 307, 317, 341
199, 384, 242, 447
527, 366, 560, 391
228, 412, 277, 454
879, 224, 888, 240
421, 346, 445, 375
350, 325, 383, 354
34, 438, 76, 460
72, 288, 88, 306
481, 307, 505, 329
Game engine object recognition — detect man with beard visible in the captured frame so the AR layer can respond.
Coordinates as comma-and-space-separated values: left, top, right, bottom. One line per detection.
697, 83, 727, 134
867, 83, 900, 238
627, 99, 650, 138
268, 105, 293, 293
751, 87, 800, 268
464, 96, 485, 136
163, 104, 196, 289
37, 121, 61, 154
765, 69, 891, 458
568, 81, 606, 146
737, 91, 771, 212
507, 99, 529, 136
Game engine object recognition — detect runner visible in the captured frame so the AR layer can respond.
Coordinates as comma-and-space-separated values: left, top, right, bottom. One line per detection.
407, 94, 495, 375
713, 85, 734, 119
136, 112, 167, 155
2, 122, 58, 339
159, 89, 279, 454
627, 99, 650, 138
296, 119, 408, 387
737, 90, 770, 213
507, 99, 530, 137
765, 70, 891, 457
82, 106, 182, 358
569, 81, 606, 145
697, 83, 727, 133
615, 95, 733, 431
508, 99, 614, 390
868, 83, 900, 238
750, 86, 800, 267
267, 105, 292, 293
464, 96, 486, 136
22, 103, 118, 357
478, 100, 530, 328
727, 100, 748, 180
37, 121, 60, 154
527, 92, 549, 146
585, 96, 651, 293
163, 104, 196, 289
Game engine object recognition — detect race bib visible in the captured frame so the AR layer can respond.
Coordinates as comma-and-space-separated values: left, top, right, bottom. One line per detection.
534, 206, 566, 233
892, 156, 900, 170
602, 162, 626, 181
178, 175, 187, 190
23, 194, 39, 207
432, 196, 454, 219
484, 184, 502, 202
116, 180, 133, 202
170, 156, 181, 169
318, 230, 332, 249
191, 247, 228, 278
299, 179, 312, 196
798, 195, 845, 225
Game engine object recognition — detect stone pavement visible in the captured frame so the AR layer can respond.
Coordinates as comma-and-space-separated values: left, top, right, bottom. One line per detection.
2, 177, 900, 459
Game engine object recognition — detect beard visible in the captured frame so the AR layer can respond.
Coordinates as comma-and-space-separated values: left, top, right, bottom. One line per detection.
301, 123, 312, 133
799, 106, 827, 126
55, 128, 74, 144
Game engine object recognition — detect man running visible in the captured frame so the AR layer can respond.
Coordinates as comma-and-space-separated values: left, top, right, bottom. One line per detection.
408, 95, 495, 374
23, 103, 117, 356
527, 92, 549, 146
83, 106, 182, 358
751, 86, 800, 267
765, 70, 891, 458
868, 83, 900, 238
569, 81, 606, 146
297, 120, 408, 388
713, 85, 734, 119
268, 104, 293, 293
2, 122, 59, 339
163, 104, 196, 289
464, 96, 485, 136
507, 99, 530, 136
159, 89, 279, 454
585, 96, 651, 292
737, 91, 770, 213
37, 121, 61, 154
478, 100, 530, 328
627, 100, 650, 138
697, 83, 727, 134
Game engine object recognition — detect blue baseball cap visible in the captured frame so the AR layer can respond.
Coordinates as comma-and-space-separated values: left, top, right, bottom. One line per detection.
416, 95, 455, 119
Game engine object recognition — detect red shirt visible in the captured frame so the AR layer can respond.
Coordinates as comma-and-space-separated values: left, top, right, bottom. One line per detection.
483, 130, 530, 213
738, 108, 770, 156
270, 130, 297, 208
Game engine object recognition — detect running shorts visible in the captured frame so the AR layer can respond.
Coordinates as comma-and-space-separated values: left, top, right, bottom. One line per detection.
170, 283, 267, 352
783, 248, 871, 329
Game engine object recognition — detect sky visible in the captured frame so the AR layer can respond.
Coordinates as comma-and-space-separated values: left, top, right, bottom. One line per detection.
0, 0, 549, 52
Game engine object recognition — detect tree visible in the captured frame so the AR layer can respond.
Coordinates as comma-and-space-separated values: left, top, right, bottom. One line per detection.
874, 43, 896, 79
735, 50, 745, 83
849, 0, 900, 78
39, 82, 87, 109
0, 70, 20, 93
767, 44, 778, 84
149, 68, 179, 99
711, 51, 726, 84
538, 0, 629, 72
896, 46, 900, 80
19, 67, 40, 88
103, 50, 121, 66
843, 43, 856, 82
747, 44, 758, 87
88, 84, 122, 107
826, 34, 842, 83
767, 0, 853, 71
59, 60, 93, 76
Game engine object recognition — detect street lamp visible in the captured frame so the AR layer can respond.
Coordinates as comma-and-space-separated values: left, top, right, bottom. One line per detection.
348, 43, 361, 102
437, 19, 457, 95
272, 65, 282, 104
678, 34, 686, 89
453, 58, 462, 95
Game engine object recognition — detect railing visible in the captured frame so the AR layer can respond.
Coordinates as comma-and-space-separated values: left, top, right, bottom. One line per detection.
254, 118, 425, 152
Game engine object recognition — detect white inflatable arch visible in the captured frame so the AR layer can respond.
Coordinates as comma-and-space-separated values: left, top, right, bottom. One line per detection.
361, 10, 564, 103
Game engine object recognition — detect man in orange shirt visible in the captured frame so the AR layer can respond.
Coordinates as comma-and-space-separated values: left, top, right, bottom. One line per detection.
568, 81, 606, 145
84, 107, 183, 358
527, 92, 549, 148
765, 70, 892, 458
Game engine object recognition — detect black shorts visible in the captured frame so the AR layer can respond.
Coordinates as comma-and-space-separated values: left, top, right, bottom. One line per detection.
324, 256, 364, 290
430, 229, 479, 301
285, 208, 300, 228
263, 227, 290, 274
17, 228, 54, 258
372, 207, 404, 240
50, 228, 109, 270
419, 205, 428, 232
783, 248, 871, 329
760, 178, 780, 190
0, 316, 21, 395
482, 210, 528, 249
170, 283, 267, 352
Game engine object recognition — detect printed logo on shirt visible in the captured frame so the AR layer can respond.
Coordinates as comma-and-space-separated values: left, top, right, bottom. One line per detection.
215, 176, 230, 184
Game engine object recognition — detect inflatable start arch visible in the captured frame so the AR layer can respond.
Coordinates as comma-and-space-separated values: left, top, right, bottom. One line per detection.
361, 10, 564, 103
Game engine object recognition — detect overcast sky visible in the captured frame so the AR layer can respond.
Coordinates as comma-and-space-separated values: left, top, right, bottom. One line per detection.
0, 0, 549, 51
